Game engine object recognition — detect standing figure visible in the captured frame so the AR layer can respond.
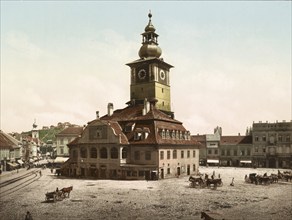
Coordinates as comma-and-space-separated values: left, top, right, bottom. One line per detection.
25, 211, 33, 220
230, 177, 235, 186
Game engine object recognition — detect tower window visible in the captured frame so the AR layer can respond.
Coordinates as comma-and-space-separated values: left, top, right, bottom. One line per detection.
162, 88, 164, 93
162, 101, 164, 106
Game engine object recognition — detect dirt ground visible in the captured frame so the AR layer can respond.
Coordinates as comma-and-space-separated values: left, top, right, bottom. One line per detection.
0, 167, 291, 220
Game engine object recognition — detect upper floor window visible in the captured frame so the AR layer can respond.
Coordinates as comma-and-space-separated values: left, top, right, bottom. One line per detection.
221, 150, 225, 156
181, 150, 184, 158
193, 150, 196, 158
187, 150, 190, 158
278, 136, 282, 141
255, 136, 259, 141
100, 147, 107, 159
145, 151, 151, 160
214, 149, 218, 155
263, 147, 266, 153
80, 147, 87, 158
111, 147, 118, 159
286, 135, 290, 142
255, 147, 258, 153
134, 151, 140, 160
60, 138, 64, 145
227, 150, 230, 156
173, 150, 177, 159
247, 149, 251, 156
167, 150, 171, 159
208, 149, 212, 155
160, 151, 164, 160
90, 147, 97, 158
233, 150, 237, 156
262, 136, 266, 141
72, 150, 77, 159
122, 148, 127, 159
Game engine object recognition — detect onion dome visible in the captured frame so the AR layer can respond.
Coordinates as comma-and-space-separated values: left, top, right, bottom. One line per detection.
138, 12, 162, 59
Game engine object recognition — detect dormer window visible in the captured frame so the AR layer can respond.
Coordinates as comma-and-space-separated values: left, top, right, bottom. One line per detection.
166, 130, 170, 139
171, 130, 175, 139
176, 131, 179, 140
161, 129, 165, 139
143, 127, 150, 139
125, 122, 135, 132
179, 131, 183, 140
134, 128, 143, 140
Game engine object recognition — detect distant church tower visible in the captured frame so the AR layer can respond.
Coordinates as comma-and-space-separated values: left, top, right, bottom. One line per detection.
126, 12, 173, 114
32, 119, 39, 139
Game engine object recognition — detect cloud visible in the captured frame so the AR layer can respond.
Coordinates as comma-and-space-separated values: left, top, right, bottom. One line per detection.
5, 32, 43, 60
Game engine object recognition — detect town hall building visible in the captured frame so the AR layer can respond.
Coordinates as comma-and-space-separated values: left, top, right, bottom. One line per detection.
62, 13, 200, 180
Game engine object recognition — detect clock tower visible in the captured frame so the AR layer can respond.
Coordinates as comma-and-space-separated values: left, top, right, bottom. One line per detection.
126, 12, 173, 113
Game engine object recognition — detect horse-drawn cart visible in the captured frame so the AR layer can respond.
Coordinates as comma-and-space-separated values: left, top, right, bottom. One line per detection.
189, 176, 206, 188
189, 175, 223, 189
45, 191, 65, 202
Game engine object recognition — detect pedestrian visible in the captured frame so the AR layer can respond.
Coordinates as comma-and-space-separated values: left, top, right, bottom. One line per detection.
230, 177, 234, 186
39, 170, 42, 176
25, 211, 33, 220
56, 187, 59, 192
51, 168, 53, 174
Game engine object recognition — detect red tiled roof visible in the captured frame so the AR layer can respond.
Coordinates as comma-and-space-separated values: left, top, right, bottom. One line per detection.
107, 121, 129, 145
72, 103, 198, 148
56, 127, 84, 136
220, 135, 252, 145
0, 130, 20, 149
191, 135, 206, 142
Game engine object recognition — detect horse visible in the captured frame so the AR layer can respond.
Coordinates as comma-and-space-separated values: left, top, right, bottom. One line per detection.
201, 211, 225, 220
206, 178, 222, 189
201, 212, 215, 220
61, 186, 73, 197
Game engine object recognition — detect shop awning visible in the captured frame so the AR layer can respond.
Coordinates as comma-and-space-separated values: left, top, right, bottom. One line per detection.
207, 159, 219, 163
54, 157, 69, 163
240, 160, 252, 163
7, 162, 19, 167
17, 160, 24, 165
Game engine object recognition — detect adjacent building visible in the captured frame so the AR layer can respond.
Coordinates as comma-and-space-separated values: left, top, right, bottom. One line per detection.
252, 121, 292, 168
55, 126, 83, 157
63, 13, 200, 180
0, 130, 22, 171
194, 120, 292, 169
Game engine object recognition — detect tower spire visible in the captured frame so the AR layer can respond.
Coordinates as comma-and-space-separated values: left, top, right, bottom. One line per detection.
138, 11, 162, 59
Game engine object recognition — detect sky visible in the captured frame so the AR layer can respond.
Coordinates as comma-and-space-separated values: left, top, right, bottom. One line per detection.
1, 1, 291, 135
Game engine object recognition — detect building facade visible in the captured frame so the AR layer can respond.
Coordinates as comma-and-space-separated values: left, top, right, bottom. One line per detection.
194, 121, 292, 169
63, 13, 200, 180
252, 121, 292, 168
55, 126, 83, 157
0, 130, 22, 171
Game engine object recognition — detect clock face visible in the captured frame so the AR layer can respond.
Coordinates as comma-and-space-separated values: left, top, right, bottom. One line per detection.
138, 69, 147, 80
160, 70, 166, 80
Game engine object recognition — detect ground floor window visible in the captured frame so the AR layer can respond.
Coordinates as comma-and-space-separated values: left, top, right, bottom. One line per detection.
167, 168, 170, 174
139, 171, 144, 177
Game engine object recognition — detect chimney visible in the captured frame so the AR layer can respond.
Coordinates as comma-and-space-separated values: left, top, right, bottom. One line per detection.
238, 133, 240, 136
107, 103, 114, 116
143, 98, 150, 115
96, 111, 99, 119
